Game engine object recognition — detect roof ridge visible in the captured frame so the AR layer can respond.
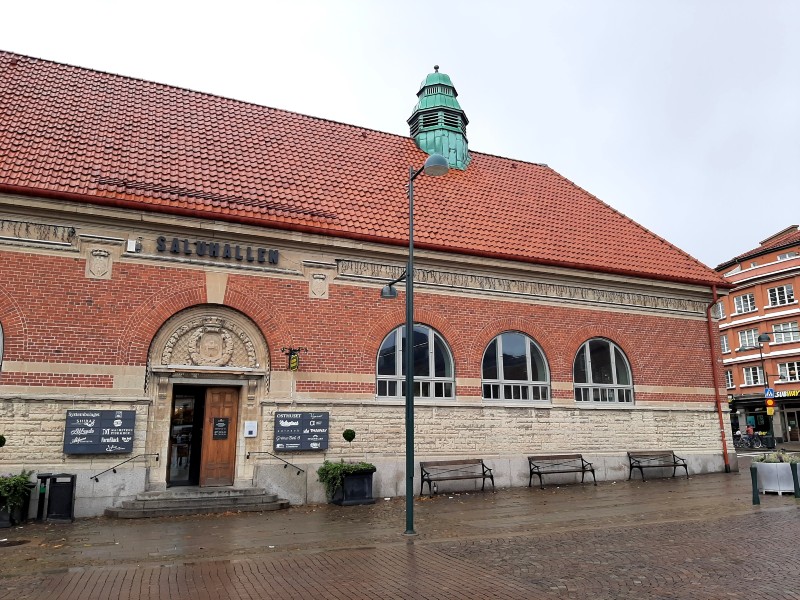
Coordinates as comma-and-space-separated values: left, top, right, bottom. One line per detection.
0, 49, 409, 142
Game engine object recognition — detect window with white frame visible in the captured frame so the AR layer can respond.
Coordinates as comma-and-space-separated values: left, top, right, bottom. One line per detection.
767, 284, 795, 307
772, 321, 800, 343
743, 366, 764, 386
713, 301, 725, 320
738, 328, 759, 349
482, 332, 550, 401
720, 335, 730, 354
377, 324, 455, 399
725, 370, 734, 389
778, 361, 800, 382
777, 252, 798, 261
733, 293, 756, 314
573, 338, 633, 404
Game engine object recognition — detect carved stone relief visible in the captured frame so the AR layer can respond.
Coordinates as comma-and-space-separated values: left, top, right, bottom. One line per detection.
86, 248, 112, 279
303, 261, 338, 300
161, 315, 259, 368
337, 259, 709, 316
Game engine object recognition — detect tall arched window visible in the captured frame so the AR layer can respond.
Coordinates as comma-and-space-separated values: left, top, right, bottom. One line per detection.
482, 332, 550, 401
377, 324, 455, 399
573, 338, 633, 404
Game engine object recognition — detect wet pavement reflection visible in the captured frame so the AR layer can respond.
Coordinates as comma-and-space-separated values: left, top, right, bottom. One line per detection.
2, 455, 799, 599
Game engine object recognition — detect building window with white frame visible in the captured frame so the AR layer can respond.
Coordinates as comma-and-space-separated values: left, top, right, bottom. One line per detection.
377, 324, 455, 399
767, 284, 795, 307
743, 366, 764, 386
738, 328, 759, 349
778, 362, 800, 383
482, 331, 550, 402
573, 338, 633, 404
725, 370, 734, 389
714, 301, 725, 320
720, 335, 730, 354
733, 293, 756, 314
777, 251, 798, 261
772, 321, 800, 343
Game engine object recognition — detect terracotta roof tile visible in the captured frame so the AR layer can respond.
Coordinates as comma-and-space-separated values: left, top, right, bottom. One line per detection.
717, 226, 800, 270
0, 51, 725, 286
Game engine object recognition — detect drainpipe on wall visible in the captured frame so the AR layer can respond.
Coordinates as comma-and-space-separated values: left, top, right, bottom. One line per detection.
707, 285, 731, 473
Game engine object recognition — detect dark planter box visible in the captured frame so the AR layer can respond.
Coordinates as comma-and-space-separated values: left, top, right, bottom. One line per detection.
331, 468, 376, 506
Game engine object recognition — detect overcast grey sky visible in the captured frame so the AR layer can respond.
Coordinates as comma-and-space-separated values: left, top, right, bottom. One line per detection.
3, 0, 798, 269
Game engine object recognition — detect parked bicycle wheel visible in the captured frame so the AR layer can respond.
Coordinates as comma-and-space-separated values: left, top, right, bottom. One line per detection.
751, 436, 763, 449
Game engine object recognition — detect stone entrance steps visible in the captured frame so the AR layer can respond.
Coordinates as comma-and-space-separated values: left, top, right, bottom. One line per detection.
105, 487, 290, 519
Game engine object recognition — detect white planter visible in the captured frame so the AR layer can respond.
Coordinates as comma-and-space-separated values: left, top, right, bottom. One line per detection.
755, 462, 795, 495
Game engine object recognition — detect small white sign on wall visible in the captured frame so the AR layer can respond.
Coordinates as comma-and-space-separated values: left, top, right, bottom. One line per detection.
244, 421, 258, 437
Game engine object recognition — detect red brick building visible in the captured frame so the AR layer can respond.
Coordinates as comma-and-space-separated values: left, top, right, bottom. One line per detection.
0, 52, 732, 516
716, 226, 800, 443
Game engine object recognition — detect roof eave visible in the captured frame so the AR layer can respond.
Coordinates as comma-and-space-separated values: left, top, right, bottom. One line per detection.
0, 183, 730, 290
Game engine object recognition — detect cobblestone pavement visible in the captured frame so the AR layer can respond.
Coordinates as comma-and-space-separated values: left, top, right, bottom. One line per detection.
2, 456, 799, 599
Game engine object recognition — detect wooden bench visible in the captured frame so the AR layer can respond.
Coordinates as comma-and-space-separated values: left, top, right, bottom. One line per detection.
527, 454, 596, 489
419, 459, 494, 496
627, 451, 689, 481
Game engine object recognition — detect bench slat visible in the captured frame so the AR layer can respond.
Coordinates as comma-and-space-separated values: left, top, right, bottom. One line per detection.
627, 450, 689, 481
527, 453, 596, 489
419, 459, 494, 496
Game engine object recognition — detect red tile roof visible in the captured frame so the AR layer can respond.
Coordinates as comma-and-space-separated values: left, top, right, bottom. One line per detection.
0, 51, 726, 287
717, 226, 800, 270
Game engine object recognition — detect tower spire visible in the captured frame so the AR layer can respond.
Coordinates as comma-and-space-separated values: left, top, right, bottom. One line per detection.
407, 66, 470, 170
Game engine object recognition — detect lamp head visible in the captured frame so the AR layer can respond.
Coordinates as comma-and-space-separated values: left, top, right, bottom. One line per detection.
422, 153, 449, 177
757, 333, 771, 344
381, 285, 398, 299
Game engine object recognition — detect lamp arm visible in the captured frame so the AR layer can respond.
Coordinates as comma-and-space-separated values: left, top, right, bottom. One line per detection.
386, 270, 408, 287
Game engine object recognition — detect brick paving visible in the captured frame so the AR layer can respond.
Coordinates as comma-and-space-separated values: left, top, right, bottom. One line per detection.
2, 456, 800, 599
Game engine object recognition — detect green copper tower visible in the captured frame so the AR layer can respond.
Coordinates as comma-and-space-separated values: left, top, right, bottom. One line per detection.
408, 66, 470, 170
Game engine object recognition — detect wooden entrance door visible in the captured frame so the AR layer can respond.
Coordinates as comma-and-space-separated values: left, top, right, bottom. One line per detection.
200, 387, 239, 486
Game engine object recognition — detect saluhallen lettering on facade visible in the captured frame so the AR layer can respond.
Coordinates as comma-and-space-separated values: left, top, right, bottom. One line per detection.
156, 236, 279, 264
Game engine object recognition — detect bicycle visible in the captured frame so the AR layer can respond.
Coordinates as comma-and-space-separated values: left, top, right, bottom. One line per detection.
733, 431, 762, 449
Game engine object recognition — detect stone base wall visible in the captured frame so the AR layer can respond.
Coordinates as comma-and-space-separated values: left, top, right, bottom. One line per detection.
0, 398, 732, 517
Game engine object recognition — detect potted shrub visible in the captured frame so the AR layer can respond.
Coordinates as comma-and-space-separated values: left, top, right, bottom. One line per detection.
316, 429, 376, 506
753, 451, 800, 495
0, 469, 35, 527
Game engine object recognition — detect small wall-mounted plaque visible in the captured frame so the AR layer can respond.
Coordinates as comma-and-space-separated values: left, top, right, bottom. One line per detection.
212, 417, 229, 440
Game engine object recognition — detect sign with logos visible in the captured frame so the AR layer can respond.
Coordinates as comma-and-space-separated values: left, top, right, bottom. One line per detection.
63, 410, 136, 454
765, 388, 775, 398
273, 412, 329, 451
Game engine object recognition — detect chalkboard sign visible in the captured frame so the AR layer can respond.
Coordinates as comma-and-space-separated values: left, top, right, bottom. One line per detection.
212, 417, 229, 440
63, 410, 136, 454
274, 412, 329, 451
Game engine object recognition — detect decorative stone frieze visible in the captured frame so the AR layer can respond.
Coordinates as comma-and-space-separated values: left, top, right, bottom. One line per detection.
337, 260, 708, 315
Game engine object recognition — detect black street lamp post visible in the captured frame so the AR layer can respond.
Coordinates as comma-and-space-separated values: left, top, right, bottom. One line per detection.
380, 153, 449, 535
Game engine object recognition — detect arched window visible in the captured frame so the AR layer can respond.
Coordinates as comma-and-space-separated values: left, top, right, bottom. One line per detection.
573, 338, 633, 404
377, 324, 455, 399
482, 332, 550, 401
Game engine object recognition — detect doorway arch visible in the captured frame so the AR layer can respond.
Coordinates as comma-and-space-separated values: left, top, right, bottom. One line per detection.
146, 306, 271, 488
